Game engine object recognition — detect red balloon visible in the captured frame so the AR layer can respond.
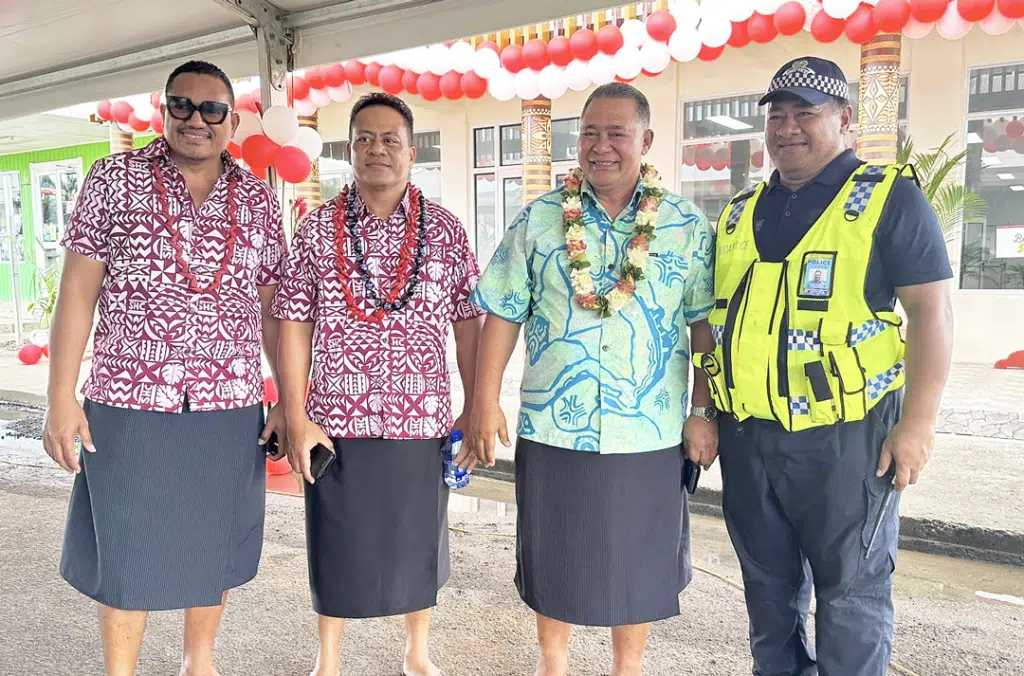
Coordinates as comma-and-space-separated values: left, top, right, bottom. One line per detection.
523, 39, 549, 70
696, 158, 712, 171
251, 164, 268, 181
150, 111, 164, 135
751, 149, 765, 168
711, 160, 729, 171
477, 40, 500, 53
17, 344, 42, 365
96, 100, 113, 121
811, 9, 847, 42
597, 25, 625, 54
439, 70, 464, 100
845, 3, 878, 44
344, 60, 367, 85
729, 21, 751, 47
682, 146, 697, 166
874, 0, 912, 32
461, 71, 488, 99
774, 1, 807, 35
250, 89, 263, 115
264, 376, 278, 404
365, 62, 382, 87
418, 73, 442, 101
998, 0, 1024, 19
909, 0, 950, 22
698, 43, 726, 61
274, 146, 312, 184
714, 147, 731, 164
984, 141, 997, 153
322, 63, 347, 88
242, 135, 280, 169
958, 0, 995, 21
748, 13, 779, 43
569, 28, 599, 61
266, 456, 291, 475
646, 10, 678, 42
304, 67, 325, 91
41, 345, 49, 358
402, 70, 420, 94
290, 75, 310, 102
379, 65, 405, 94
501, 45, 525, 73
996, 135, 1012, 152
150, 91, 162, 109
547, 36, 573, 67
227, 141, 242, 159
615, 75, 636, 83
111, 101, 133, 124
1006, 119, 1024, 138
128, 113, 150, 133
236, 93, 258, 114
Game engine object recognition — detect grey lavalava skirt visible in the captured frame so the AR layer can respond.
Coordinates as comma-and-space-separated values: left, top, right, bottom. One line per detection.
514, 439, 692, 627
304, 437, 451, 619
60, 399, 266, 611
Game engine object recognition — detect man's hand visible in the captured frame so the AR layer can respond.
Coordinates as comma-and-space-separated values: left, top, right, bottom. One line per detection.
285, 416, 333, 484
877, 418, 935, 492
467, 400, 510, 469
259, 404, 286, 460
43, 396, 95, 474
452, 409, 477, 473
683, 415, 718, 470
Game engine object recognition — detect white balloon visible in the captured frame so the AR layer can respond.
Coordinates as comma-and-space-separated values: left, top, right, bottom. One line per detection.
232, 109, 263, 144
262, 105, 300, 146
538, 65, 569, 100
373, 52, 394, 66
133, 102, 155, 122
936, 1, 973, 40
287, 126, 324, 159
640, 40, 672, 74
449, 41, 476, 74
669, 0, 701, 30
488, 69, 517, 101
587, 52, 616, 85
30, 329, 47, 347
821, 0, 859, 19
565, 59, 591, 91
613, 47, 644, 80
801, 0, 822, 31
407, 47, 430, 74
293, 98, 318, 117
514, 68, 540, 100
427, 44, 450, 76
669, 26, 702, 62
472, 48, 501, 79
980, 8, 1015, 35
902, 15, 934, 38
698, 12, 733, 48
308, 87, 332, 108
621, 19, 649, 49
753, 0, 784, 14
327, 82, 353, 102
722, 0, 755, 22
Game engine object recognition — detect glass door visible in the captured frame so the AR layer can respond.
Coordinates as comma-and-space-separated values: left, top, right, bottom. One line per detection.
474, 169, 523, 266
31, 160, 82, 273
0, 172, 26, 341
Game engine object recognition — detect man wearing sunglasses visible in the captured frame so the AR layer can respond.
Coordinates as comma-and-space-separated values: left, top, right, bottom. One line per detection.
45, 60, 286, 676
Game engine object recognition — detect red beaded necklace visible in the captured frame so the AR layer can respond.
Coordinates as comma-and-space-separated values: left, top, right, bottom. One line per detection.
152, 159, 240, 294
332, 183, 424, 324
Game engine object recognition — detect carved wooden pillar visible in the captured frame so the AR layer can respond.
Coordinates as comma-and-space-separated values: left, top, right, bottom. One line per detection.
857, 34, 902, 164
109, 124, 133, 155
296, 112, 323, 220
521, 97, 552, 204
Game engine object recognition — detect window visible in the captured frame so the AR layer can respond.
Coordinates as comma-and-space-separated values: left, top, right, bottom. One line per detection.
0, 172, 24, 265
680, 93, 769, 224
961, 107, 1024, 290
319, 131, 442, 205
500, 124, 522, 166
968, 65, 1024, 114
552, 118, 580, 163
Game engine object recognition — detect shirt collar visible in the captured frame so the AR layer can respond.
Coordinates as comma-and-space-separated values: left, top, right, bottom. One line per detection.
580, 175, 645, 231
137, 136, 242, 178
766, 149, 862, 192
353, 183, 412, 220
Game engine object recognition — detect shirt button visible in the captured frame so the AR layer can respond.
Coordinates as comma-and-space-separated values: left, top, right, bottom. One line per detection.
607, 264, 615, 271
785, 211, 791, 217
602, 345, 610, 352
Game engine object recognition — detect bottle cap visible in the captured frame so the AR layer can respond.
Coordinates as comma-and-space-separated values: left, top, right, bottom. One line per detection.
450, 430, 463, 441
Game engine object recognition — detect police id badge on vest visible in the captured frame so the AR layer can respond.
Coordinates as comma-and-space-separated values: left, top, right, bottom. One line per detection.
800, 252, 836, 298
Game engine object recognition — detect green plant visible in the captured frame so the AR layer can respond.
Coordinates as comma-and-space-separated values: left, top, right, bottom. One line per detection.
27, 266, 60, 328
898, 133, 987, 242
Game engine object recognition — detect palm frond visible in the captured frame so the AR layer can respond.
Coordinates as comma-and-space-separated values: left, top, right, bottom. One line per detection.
900, 133, 987, 243
932, 185, 987, 241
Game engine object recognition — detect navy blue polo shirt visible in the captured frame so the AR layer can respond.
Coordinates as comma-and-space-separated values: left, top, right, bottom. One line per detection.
752, 149, 953, 313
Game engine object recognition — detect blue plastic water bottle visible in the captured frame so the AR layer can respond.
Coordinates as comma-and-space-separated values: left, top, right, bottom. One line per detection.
443, 430, 470, 490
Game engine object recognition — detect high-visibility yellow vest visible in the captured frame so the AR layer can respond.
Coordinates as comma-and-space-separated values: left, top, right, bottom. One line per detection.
693, 163, 909, 432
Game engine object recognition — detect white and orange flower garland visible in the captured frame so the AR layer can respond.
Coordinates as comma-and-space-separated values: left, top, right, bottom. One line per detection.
563, 164, 661, 317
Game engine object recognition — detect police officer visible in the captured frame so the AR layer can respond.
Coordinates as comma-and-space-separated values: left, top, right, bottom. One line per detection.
694, 57, 954, 675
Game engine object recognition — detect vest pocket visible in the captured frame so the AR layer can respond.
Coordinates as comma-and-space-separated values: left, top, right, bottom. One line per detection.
820, 318, 868, 421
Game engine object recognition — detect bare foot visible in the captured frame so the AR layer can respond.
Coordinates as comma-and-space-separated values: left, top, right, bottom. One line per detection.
402, 656, 441, 676
534, 656, 568, 676
309, 656, 341, 676
179, 667, 221, 676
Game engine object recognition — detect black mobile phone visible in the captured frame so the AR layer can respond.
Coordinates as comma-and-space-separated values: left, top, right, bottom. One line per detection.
683, 459, 701, 495
309, 443, 336, 481
263, 431, 280, 457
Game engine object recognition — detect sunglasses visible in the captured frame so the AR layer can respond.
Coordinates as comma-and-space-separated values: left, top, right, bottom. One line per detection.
165, 95, 233, 125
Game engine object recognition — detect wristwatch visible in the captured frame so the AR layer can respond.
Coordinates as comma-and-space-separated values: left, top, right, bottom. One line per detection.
690, 406, 719, 422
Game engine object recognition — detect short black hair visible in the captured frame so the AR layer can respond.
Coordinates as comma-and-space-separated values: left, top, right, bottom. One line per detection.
165, 60, 235, 105
349, 92, 415, 144
581, 82, 651, 128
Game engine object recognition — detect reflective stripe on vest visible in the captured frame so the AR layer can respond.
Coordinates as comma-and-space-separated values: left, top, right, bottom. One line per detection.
693, 163, 909, 432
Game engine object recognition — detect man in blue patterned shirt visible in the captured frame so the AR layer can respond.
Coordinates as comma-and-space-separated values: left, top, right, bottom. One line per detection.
464, 83, 718, 676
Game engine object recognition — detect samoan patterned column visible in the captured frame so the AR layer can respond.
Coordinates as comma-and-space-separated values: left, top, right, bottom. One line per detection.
522, 97, 553, 204
109, 123, 133, 155
857, 33, 902, 164
296, 112, 323, 219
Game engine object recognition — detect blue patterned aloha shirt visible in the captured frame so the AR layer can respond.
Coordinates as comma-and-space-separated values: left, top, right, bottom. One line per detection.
470, 178, 715, 454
